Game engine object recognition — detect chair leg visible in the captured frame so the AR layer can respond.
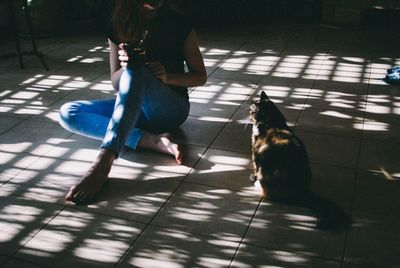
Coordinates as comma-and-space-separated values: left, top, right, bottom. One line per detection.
22, 0, 49, 71
1, 0, 50, 70
8, 0, 24, 68
22, 0, 38, 53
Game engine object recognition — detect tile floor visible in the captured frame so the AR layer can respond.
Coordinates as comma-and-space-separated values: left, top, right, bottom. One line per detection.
0, 22, 399, 267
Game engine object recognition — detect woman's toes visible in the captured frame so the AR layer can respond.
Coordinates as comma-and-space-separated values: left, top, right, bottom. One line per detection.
65, 185, 78, 201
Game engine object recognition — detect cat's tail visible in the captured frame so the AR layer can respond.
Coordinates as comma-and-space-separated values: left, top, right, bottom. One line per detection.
300, 191, 352, 233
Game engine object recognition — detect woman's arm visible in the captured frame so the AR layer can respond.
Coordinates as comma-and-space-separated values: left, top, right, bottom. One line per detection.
109, 39, 124, 91
168, 30, 207, 87
109, 30, 207, 90
148, 30, 207, 88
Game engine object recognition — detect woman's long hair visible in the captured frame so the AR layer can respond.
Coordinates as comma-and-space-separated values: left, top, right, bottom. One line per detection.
112, 0, 185, 45
112, 0, 146, 45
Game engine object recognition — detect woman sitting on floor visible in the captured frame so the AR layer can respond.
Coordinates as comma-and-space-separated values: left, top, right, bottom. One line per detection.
58, 0, 207, 204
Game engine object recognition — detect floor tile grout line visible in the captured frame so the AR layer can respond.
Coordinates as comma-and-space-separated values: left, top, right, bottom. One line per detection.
0, 65, 109, 136
0, 43, 108, 94
1, 256, 52, 268
1, 203, 69, 268
292, 48, 332, 128
231, 238, 346, 265
228, 198, 262, 267
0, 114, 35, 136
226, 32, 297, 268
0, 119, 236, 246
1, 35, 265, 140
205, 87, 255, 151
0, 32, 103, 75
113, 146, 207, 267
204, 40, 249, 78
1, 27, 398, 268
339, 51, 374, 268
0, 131, 76, 190
203, 35, 290, 150
202, 39, 260, 148
113, 55, 260, 265
0, 126, 94, 265
339, 167, 361, 268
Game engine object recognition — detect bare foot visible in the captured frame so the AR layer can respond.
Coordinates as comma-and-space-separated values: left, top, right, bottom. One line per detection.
138, 132, 184, 165
65, 148, 115, 204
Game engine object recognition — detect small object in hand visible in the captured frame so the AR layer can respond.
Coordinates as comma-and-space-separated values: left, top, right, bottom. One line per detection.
122, 42, 148, 68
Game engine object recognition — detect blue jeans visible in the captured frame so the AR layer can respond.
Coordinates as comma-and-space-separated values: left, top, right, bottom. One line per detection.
59, 66, 190, 157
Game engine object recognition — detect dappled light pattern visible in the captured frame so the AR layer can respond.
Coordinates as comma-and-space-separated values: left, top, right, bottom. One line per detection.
0, 24, 400, 267
121, 226, 239, 268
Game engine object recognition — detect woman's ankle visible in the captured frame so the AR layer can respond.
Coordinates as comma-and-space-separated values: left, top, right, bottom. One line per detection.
92, 148, 116, 173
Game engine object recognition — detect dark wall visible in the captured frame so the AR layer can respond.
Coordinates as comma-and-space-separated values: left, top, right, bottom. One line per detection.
186, 0, 322, 27
3, 0, 398, 38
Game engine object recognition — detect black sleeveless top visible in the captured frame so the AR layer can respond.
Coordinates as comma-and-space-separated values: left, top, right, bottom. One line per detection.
107, 5, 193, 98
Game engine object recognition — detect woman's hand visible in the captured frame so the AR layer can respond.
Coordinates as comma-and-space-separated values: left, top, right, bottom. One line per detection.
148, 61, 168, 84
118, 43, 129, 68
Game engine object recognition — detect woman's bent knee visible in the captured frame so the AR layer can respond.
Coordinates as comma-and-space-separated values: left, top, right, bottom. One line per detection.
59, 101, 82, 130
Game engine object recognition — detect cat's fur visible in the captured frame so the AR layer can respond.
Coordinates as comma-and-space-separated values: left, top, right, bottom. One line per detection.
249, 91, 352, 232
250, 91, 311, 201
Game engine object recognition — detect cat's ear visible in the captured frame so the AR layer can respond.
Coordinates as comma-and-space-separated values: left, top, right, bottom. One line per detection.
260, 91, 269, 101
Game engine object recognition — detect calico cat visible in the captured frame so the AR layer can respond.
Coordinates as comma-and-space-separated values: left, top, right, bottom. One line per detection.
250, 91, 311, 202
250, 91, 352, 232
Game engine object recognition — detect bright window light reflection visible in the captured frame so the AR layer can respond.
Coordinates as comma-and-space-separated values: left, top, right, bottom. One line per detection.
68, 55, 83, 62
258, 86, 290, 98
88, 46, 104, 52
359, 118, 389, 131
130, 257, 185, 268
1, 41, 399, 268
366, 95, 392, 114
10, 91, 39, 99
208, 155, 250, 166
272, 250, 308, 263
273, 55, 309, 78
303, 53, 328, 78
333, 60, 364, 83
320, 110, 352, 119
318, 55, 336, 80
37, 75, 70, 87
198, 257, 231, 267
0, 222, 22, 243
63, 79, 91, 89
325, 91, 357, 109
291, 88, 311, 99
0, 142, 32, 153
74, 239, 128, 263
0, 89, 13, 98
21, 74, 45, 84
172, 207, 213, 222
0, 152, 18, 165
198, 116, 229, 123
24, 229, 74, 253
80, 57, 104, 64
221, 57, 248, 71
204, 58, 219, 68
0, 204, 42, 223
234, 50, 255, 56
193, 155, 249, 174
205, 48, 232, 56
